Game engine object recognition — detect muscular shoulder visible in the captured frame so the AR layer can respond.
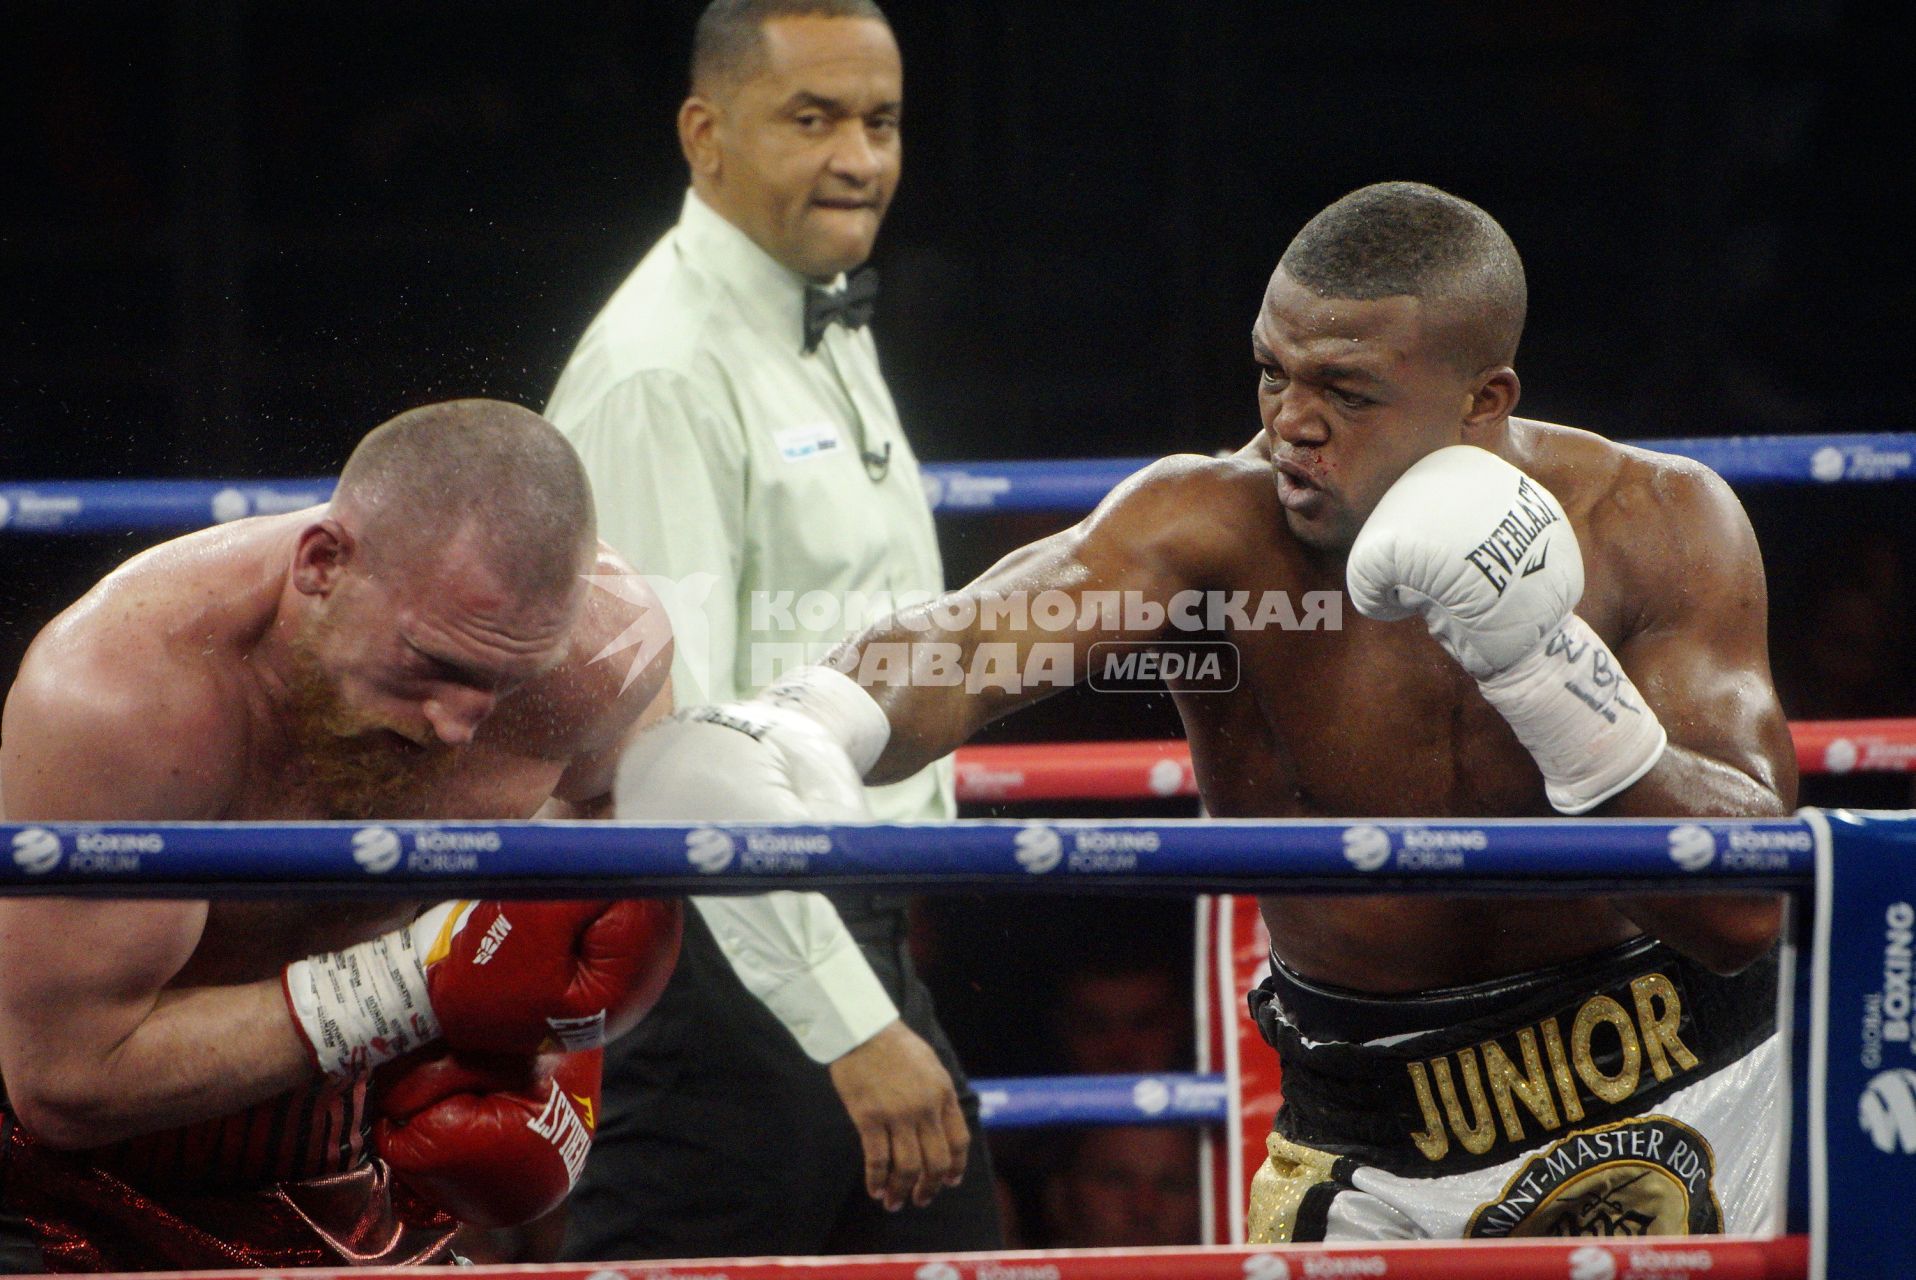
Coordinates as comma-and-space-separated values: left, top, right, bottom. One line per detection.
3, 561, 242, 820
1520, 419, 1762, 627
1085, 444, 1277, 583
495, 543, 672, 762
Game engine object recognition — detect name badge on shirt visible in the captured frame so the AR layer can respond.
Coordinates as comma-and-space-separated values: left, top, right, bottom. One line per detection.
775, 422, 844, 463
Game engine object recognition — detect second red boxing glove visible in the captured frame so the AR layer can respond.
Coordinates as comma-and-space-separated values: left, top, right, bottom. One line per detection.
372, 1047, 604, 1229
284, 897, 683, 1075
423, 898, 682, 1055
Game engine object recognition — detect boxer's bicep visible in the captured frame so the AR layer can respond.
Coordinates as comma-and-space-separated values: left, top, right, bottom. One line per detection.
0, 661, 239, 1136
0, 898, 209, 1126
0, 896, 314, 1148
1601, 469, 1792, 972
1611, 464, 1795, 809
981, 454, 1220, 624
0, 899, 206, 1033
848, 457, 1213, 764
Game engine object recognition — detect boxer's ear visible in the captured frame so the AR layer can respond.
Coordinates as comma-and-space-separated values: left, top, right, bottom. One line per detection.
291, 519, 356, 597
1462, 366, 1520, 436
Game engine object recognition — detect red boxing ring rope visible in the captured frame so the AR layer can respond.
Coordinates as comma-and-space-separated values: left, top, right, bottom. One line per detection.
953, 718, 1916, 803
75, 1235, 1809, 1280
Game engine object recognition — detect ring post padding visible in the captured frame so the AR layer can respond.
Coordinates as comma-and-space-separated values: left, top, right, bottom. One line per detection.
1802, 809, 1916, 1280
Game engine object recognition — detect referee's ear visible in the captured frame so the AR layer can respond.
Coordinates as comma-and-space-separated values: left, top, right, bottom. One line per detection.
680, 96, 722, 180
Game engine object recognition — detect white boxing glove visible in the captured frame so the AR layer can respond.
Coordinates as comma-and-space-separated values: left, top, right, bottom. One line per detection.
614, 665, 890, 823
1347, 445, 1667, 814
615, 666, 901, 1064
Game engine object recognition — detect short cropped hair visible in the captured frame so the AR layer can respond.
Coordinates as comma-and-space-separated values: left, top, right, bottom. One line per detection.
691, 0, 890, 95
1279, 182, 1527, 372
334, 400, 596, 599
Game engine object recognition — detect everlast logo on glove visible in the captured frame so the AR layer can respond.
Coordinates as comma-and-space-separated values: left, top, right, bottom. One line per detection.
1463, 477, 1561, 595
526, 1079, 595, 1187
689, 706, 770, 741
374, 1046, 610, 1228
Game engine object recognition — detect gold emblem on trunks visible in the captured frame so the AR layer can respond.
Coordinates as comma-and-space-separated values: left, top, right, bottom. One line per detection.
1247, 1132, 1341, 1244
1464, 1116, 1722, 1237
1407, 973, 1700, 1162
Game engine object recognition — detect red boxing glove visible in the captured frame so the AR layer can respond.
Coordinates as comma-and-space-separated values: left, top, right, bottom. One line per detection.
373, 1047, 604, 1229
284, 897, 682, 1076
426, 898, 681, 1054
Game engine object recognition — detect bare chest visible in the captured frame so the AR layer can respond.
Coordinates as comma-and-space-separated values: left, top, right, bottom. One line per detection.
1176, 571, 1626, 820
1177, 597, 1641, 988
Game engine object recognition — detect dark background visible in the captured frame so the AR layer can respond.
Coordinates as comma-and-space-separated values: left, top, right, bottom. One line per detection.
4, 2, 1905, 463
3, 0, 1912, 1247
6, 0, 1911, 728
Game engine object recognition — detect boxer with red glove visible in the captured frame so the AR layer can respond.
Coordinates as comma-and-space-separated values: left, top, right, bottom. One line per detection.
373, 1047, 603, 1229
282, 898, 681, 1078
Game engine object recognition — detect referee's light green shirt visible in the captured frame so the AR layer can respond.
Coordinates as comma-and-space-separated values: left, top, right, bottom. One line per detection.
547, 190, 953, 1061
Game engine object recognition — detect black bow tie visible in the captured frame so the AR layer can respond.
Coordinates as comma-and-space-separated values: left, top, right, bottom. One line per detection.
802, 267, 879, 353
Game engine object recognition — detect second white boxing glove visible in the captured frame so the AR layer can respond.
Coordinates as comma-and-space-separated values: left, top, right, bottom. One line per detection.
1346, 446, 1666, 814
614, 666, 901, 1065
614, 665, 888, 823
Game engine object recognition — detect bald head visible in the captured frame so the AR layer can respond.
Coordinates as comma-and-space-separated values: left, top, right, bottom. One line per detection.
690, 0, 890, 98
333, 399, 596, 600
1279, 182, 1527, 374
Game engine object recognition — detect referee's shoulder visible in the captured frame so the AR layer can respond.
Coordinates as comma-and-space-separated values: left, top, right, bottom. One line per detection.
587, 251, 730, 382
550, 255, 730, 421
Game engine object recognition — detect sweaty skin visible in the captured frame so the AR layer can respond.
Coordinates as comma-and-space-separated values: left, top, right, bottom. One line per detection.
838, 274, 1792, 991
0, 510, 672, 1149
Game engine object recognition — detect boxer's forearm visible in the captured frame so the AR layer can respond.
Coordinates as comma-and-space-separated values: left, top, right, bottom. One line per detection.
832, 496, 1186, 784
829, 614, 1048, 786
1602, 741, 1792, 819
862, 681, 992, 786
1603, 742, 1790, 976
7, 978, 313, 1148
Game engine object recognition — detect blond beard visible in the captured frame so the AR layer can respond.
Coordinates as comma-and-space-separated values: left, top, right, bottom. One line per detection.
282, 625, 462, 820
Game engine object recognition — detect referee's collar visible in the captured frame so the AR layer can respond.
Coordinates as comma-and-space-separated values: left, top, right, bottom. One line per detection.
675, 189, 849, 345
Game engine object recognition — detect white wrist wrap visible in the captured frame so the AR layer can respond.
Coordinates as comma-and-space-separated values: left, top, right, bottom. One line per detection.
760, 665, 892, 778
282, 901, 468, 1077
1477, 614, 1669, 815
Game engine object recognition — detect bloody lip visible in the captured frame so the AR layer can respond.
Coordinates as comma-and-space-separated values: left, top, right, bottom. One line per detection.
1273, 458, 1327, 513
1276, 468, 1325, 513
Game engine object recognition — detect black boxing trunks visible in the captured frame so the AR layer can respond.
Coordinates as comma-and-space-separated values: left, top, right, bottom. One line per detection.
1244, 936, 1783, 1241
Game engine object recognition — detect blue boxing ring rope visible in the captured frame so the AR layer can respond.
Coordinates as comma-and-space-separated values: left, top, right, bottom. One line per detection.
1, 811, 1909, 1278
0, 804, 1908, 1272
2, 432, 1914, 531
0, 816, 1822, 895
7, 430, 1916, 1276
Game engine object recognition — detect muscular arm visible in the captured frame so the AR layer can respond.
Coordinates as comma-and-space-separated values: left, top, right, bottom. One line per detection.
540, 548, 676, 820
831, 457, 1225, 785
544, 664, 675, 820
1599, 460, 1796, 971
0, 651, 314, 1148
